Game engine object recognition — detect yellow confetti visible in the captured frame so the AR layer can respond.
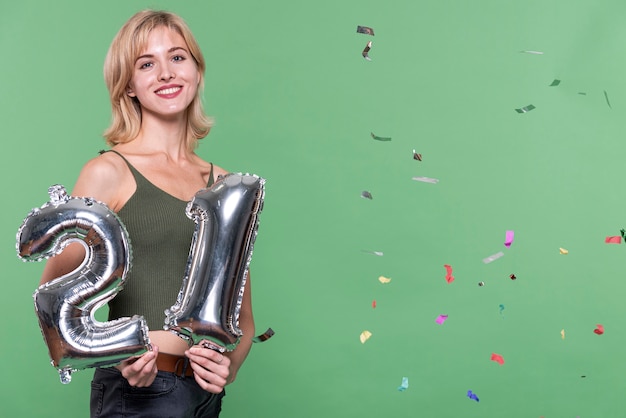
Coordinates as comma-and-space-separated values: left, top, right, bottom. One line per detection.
360, 330, 372, 344
561, 329, 565, 340
559, 248, 569, 255
378, 275, 391, 284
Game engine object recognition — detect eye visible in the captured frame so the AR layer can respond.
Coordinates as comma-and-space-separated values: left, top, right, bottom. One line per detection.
139, 61, 153, 70
172, 55, 186, 62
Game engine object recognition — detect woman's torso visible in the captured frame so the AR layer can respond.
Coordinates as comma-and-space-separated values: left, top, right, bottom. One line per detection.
105, 149, 215, 354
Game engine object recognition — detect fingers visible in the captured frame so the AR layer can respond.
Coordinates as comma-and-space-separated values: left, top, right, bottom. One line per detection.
120, 345, 159, 387
185, 346, 230, 394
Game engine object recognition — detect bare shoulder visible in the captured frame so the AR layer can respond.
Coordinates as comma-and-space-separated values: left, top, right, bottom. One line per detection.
192, 154, 229, 179
212, 163, 230, 179
72, 151, 132, 210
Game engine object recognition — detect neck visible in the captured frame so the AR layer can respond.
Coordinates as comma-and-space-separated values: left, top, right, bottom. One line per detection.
133, 112, 190, 158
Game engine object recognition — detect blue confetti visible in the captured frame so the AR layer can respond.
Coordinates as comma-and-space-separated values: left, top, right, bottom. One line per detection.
397, 377, 409, 392
467, 390, 479, 402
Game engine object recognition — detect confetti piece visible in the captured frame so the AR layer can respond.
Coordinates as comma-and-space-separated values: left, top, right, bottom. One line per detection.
378, 275, 391, 284
361, 191, 373, 200
515, 104, 536, 113
482, 251, 504, 264
559, 247, 569, 254
478, 281, 485, 286
467, 390, 479, 402
397, 377, 409, 391
412, 176, 439, 184
360, 330, 372, 343
499, 304, 505, 315
371, 132, 391, 141
520, 50, 544, 55
504, 230, 515, 248
605, 236, 621, 244
549, 79, 561, 86
435, 314, 448, 325
509, 274, 516, 280
444, 264, 454, 284
362, 41, 372, 60
561, 329, 565, 340
412, 150, 422, 161
362, 250, 384, 256
604, 90, 612, 109
594, 324, 604, 335
491, 353, 505, 365
252, 328, 275, 343
578, 92, 587, 95
372, 300, 376, 309
356, 25, 375, 36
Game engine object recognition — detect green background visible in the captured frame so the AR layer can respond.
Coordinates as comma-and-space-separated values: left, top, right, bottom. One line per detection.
3, 0, 626, 417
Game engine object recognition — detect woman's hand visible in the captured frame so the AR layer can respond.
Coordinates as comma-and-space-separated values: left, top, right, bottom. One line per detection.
185, 344, 230, 394
116, 345, 159, 387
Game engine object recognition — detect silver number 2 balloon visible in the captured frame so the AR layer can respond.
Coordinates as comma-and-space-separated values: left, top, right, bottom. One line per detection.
16, 185, 150, 384
165, 173, 265, 351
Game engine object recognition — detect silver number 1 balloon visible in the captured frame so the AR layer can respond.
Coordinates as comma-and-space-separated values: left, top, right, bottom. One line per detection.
165, 173, 265, 351
16, 185, 150, 383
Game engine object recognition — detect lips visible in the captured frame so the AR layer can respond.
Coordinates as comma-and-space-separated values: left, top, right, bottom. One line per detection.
155, 86, 182, 96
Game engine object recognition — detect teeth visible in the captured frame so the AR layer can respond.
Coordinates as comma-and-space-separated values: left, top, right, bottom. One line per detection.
157, 87, 181, 95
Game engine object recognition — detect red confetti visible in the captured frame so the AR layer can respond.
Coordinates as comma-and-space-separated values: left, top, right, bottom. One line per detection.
372, 300, 377, 309
509, 274, 516, 280
444, 264, 455, 284
605, 236, 621, 244
490, 353, 505, 365
594, 324, 604, 335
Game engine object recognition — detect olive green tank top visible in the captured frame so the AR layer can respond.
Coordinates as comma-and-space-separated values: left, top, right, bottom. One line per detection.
104, 150, 214, 331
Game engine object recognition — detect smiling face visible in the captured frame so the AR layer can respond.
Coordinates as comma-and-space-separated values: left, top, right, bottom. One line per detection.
127, 26, 201, 122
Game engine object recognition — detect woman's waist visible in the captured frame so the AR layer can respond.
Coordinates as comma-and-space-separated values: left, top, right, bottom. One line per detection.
150, 330, 190, 356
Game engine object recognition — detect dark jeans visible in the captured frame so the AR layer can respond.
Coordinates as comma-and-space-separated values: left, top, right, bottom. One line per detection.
90, 367, 225, 418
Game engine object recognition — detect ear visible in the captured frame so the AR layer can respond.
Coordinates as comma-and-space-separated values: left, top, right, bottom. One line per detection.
126, 84, 136, 97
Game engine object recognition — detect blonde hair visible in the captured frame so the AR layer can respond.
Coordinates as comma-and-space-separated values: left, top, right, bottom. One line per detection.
103, 10, 213, 151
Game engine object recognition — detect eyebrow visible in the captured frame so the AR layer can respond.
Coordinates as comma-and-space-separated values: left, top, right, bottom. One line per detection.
135, 46, 189, 63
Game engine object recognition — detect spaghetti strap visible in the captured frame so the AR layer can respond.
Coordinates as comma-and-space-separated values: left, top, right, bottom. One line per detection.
100, 149, 215, 194
100, 149, 133, 167
207, 163, 214, 187
99, 149, 142, 181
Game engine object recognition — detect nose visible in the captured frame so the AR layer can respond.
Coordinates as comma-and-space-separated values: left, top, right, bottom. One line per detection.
158, 64, 175, 81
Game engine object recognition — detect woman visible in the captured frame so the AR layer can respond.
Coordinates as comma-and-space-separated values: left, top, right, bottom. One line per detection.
40, 9, 255, 417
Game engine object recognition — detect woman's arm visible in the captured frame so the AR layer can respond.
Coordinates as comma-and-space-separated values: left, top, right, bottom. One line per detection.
224, 273, 254, 384
38, 153, 161, 387
39, 154, 126, 285
185, 272, 255, 392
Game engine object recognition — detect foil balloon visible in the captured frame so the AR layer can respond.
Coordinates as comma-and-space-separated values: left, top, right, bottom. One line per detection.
17, 185, 150, 384
164, 173, 265, 351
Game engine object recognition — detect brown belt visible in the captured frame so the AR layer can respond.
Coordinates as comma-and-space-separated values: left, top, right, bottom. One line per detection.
156, 352, 193, 377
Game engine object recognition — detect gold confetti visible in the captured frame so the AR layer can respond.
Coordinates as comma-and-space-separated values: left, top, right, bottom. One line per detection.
360, 330, 372, 344
559, 247, 569, 255
378, 275, 391, 284
561, 329, 565, 340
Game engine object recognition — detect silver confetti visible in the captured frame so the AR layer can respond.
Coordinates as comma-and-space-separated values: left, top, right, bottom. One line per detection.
482, 251, 504, 264
412, 176, 439, 184
356, 25, 375, 36
362, 41, 372, 61
515, 104, 536, 113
